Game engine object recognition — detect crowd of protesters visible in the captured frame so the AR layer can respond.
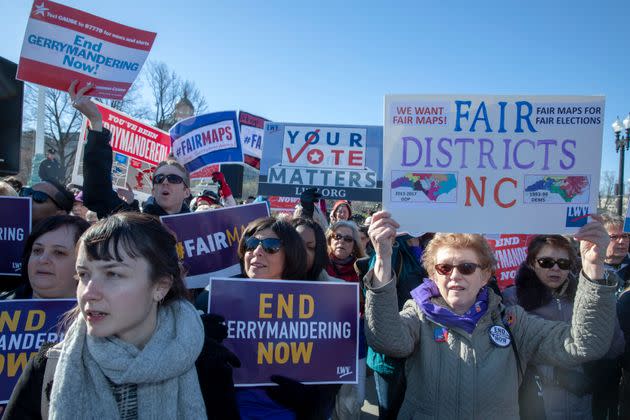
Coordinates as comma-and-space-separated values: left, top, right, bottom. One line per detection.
0, 81, 628, 420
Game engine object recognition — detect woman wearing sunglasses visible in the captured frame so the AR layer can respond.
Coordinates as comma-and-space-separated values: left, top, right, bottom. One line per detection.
229, 217, 338, 419
365, 211, 618, 419
325, 221, 366, 282
503, 235, 625, 419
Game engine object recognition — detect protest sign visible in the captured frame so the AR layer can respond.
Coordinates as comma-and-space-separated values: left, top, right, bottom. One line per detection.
625, 205, 630, 233
169, 111, 244, 174
268, 196, 300, 215
209, 278, 359, 386
0, 197, 31, 277
258, 123, 383, 201
72, 102, 171, 201
383, 95, 605, 234
160, 202, 269, 288
239, 111, 269, 170
0, 299, 76, 404
485, 234, 534, 290
17, 0, 155, 99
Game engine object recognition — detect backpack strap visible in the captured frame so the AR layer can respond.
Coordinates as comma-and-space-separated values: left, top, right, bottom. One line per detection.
41, 344, 62, 420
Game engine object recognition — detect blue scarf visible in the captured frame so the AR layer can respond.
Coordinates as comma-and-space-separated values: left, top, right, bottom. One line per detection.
410, 278, 488, 334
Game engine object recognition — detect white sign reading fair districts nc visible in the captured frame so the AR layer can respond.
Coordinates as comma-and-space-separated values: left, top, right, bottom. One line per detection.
258, 123, 383, 201
383, 95, 605, 235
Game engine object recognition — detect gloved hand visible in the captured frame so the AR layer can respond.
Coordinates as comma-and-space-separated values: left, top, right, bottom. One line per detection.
265, 375, 335, 419
200, 313, 228, 343
299, 188, 321, 219
212, 171, 233, 198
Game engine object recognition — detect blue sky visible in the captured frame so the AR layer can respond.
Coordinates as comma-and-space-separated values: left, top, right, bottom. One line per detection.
1, 0, 629, 178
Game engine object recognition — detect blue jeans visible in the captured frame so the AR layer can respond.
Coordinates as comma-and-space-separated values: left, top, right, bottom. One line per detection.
373, 362, 406, 420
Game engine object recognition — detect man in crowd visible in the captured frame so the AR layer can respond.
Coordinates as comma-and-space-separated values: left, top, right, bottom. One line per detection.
602, 213, 630, 292
69, 81, 192, 218
38, 148, 64, 183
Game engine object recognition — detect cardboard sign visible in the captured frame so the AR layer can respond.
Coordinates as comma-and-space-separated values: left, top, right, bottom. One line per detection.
383, 95, 604, 234
160, 202, 270, 288
0, 299, 76, 404
17, 0, 155, 99
0, 198, 31, 277
72, 102, 171, 201
239, 111, 269, 170
259, 123, 383, 201
209, 278, 359, 386
169, 111, 244, 174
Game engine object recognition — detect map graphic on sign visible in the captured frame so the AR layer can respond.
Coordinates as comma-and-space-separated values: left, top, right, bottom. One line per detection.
390, 171, 457, 203
523, 175, 590, 204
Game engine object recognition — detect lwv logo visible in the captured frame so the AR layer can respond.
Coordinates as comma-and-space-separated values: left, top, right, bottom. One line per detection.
336, 366, 353, 378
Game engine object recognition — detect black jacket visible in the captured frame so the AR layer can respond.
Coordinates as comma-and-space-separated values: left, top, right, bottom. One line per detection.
82, 129, 189, 219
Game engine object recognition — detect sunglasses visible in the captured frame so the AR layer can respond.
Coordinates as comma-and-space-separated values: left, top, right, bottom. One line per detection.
153, 173, 186, 186
244, 237, 283, 254
536, 257, 571, 270
435, 262, 482, 276
19, 187, 62, 209
609, 234, 630, 241
332, 233, 354, 243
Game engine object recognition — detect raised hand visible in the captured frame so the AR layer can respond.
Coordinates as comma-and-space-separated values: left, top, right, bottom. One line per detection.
573, 214, 609, 280
68, 80, 103, 131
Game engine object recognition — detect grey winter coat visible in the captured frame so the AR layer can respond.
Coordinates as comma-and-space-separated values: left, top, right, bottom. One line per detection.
364, 271, 617, 420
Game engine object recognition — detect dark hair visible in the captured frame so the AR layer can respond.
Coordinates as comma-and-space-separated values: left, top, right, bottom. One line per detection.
524, 235, 578, 269
515, 234, 578, 310
41, 179, 75, 212
21, 215, 91, 281
78, 212, 189, 304
238, 217, 307, 280
291, 217, 329, 280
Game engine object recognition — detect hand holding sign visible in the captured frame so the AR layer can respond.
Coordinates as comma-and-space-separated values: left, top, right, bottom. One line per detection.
573, 214, 609, 280
69, 80, 102, 131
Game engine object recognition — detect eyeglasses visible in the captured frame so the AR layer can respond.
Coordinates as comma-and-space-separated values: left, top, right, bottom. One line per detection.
244, 237, 283, 254
536, 257, 571, 270
435, 262, 482, 276
19, 187, 62, 209
153, 173, 186, 186
332, 233, 354, 243
609, 234, 630, 241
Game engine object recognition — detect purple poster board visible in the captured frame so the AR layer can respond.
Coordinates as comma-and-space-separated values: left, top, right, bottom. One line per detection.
0, 299, 76, 404
160, 202, 270, 288
0, 197, 31, 277
209, 278, 359, 386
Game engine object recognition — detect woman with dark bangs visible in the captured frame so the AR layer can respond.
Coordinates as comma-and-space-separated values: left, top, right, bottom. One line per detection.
291, 217, 330, 281
5, 212, 239, 420
503, 235, 625, 419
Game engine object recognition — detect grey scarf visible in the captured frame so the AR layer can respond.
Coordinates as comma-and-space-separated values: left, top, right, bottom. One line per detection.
49, 300, 206, 420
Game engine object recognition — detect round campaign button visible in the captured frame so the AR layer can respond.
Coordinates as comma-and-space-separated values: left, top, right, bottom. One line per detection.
488, 325, 511, 347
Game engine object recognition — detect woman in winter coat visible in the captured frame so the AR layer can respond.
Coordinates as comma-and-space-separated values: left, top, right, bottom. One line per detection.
325, 221, 366, 282
5, 212, 238, 419
503, 234, 625, 419
365, 211, 618, 419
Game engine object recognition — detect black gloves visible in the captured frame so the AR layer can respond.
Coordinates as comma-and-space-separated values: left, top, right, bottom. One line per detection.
299, 188, 322, 219
265, 375, 339, 420
200, 313, 228, 343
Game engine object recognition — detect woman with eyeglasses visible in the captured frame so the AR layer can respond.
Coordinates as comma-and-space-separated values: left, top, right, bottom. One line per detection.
502, 235, 625, 419
228, 216, 339, 420
364, 211, 619, 419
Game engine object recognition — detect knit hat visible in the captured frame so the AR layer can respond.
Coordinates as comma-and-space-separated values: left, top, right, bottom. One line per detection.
332, 200, 352, 219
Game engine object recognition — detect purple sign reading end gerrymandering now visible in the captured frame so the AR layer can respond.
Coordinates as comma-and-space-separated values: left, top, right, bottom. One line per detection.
209, 278, 359, 386
0, 299, 76, 404
160, 202, 269, 288
0, 197, 31, 277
